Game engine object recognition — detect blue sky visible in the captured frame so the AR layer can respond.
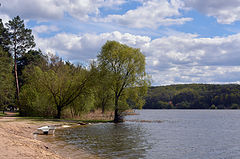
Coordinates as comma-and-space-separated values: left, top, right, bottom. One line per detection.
1, 0, 240, 85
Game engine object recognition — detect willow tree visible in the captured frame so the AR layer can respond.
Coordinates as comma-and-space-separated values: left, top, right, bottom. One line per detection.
97, 41, 150, 123
20, 55, 95, 118
94, 67, 114, 114
6, 16, 35, 103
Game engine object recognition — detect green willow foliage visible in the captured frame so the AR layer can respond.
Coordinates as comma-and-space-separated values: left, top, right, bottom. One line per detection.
20, 55, 96, 118
93, 67, 114, 114
19, 41, 150, 120
97, 41, 150, 122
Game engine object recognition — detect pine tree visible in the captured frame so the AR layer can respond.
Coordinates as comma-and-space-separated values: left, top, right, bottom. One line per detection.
0, 47, 14, 112
0, 19, 10, 53
6, 16, 35, 105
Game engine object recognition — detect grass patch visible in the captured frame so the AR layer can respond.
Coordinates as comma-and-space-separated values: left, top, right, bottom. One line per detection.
15, 117, 60, 122
0, 112, 5, 116
0, 111, 20, 117
16, 116, 50, 119
15, 116, 113, 124
10, 112, 20, 117
70, 119, 113, 123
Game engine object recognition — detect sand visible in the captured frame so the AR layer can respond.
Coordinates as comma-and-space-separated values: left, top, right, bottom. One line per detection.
0, 117, 65, 159
0, 116, 102, 159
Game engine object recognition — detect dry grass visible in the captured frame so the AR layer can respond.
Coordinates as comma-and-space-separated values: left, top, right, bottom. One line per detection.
77, 109, 114, 121
125, 119, 162, 123
123, 109, 139, 115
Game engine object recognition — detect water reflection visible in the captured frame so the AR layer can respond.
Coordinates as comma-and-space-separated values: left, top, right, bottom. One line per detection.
40, 110, 240, 159
58, 123, 150, 159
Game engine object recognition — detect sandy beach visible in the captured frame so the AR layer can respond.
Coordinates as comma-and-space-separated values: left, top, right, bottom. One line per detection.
0, 110, 112, 159
0, 116, 66, 159
0, 114, 103, 159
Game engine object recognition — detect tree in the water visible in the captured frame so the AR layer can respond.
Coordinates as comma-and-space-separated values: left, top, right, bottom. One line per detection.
6, 16, 35, 104
97, 41, 150, 123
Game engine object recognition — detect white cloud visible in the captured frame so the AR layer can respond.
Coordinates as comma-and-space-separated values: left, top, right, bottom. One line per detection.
0, 13, 11, 24
1, 0, 192, 28
3, 0, 240, 28
35, 31, 150, 61
0, 0, 126, 21
32, 25, 59, 33
64, 0, 100, 21
99, 0, 192, 28
35, 31, 240, 85
145, 33, 240, 67
2, 0, 240, 85
148, 65, 240, 85
144, 33, 240, 85
184, 0, 240, 24
67, 0, 126, 20
0, 0, 64, 21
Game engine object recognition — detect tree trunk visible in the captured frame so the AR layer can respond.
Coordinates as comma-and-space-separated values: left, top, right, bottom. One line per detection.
102, 105, 105, 114
114, 108, 120, 123
101, 100, 105, 114
70, 106, 74, 118
56, 106, 62, 119
14, 52, 20, 110
113, 97, 123, 123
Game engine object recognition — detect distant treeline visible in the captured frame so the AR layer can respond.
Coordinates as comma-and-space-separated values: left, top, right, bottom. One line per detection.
143, 84, 240, 109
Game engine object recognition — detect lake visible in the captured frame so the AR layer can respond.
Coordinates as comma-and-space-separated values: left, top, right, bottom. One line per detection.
43, 110, 240, 159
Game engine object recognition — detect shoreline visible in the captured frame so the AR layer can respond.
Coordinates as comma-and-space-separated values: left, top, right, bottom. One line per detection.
0, 117, 99, 159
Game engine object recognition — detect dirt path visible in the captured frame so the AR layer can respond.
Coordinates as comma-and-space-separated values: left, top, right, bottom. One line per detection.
3, 111, 18, 117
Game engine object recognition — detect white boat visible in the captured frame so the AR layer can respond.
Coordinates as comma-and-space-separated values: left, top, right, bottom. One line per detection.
37, 125, 56, 135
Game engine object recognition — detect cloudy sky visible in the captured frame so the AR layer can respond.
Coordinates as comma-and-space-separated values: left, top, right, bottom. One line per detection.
1, 0, 240, 85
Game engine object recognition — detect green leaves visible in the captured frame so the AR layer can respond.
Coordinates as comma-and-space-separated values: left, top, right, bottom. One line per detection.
6, 16, 35, 56
97, 41, 150, 122
1, 16, 151, 120
144, 84, 240, 109
0, 47, 14, 109
20, 55, 95, 118
98, 41, 148, 92
0, 19, 10, 52
3, 16, 37, 103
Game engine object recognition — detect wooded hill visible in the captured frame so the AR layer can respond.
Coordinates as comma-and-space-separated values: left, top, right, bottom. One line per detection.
143, 84, 240, 109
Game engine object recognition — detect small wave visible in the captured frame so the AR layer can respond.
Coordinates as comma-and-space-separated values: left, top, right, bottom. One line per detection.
125, 119, 162, 123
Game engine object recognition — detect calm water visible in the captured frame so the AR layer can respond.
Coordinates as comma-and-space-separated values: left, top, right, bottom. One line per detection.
45, 110, 240, 159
